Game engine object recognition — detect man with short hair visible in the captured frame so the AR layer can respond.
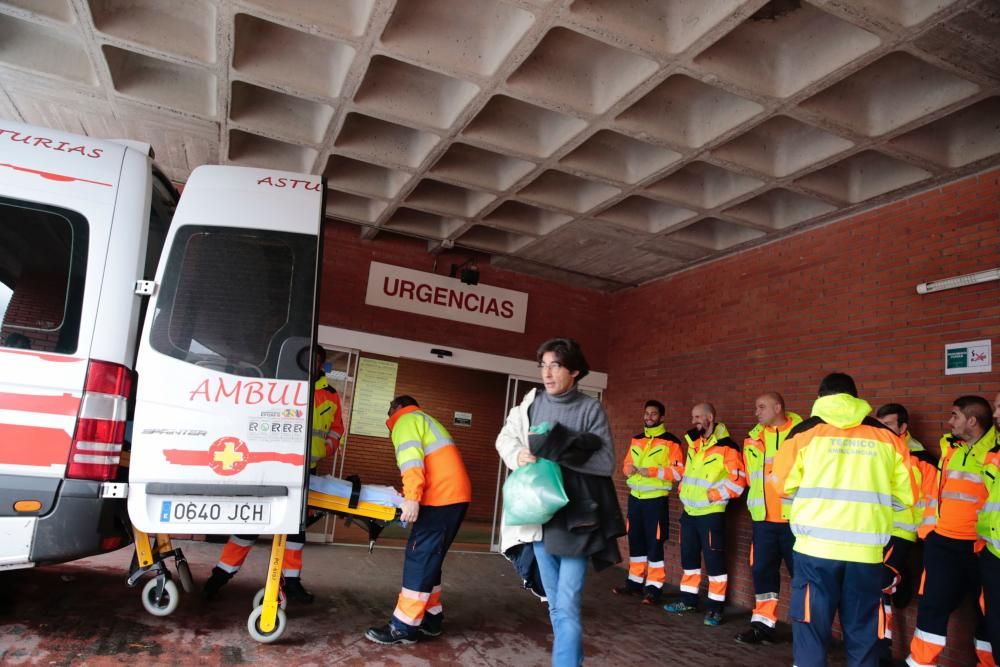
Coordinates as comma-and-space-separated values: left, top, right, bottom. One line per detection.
614, 399, 684, 604
908, 395, 998, 667
365, 395, 472, 645
664, 402, 745, 627
773, 372, 914, 666
734, 392, 801, 645
873, 403, 938, 664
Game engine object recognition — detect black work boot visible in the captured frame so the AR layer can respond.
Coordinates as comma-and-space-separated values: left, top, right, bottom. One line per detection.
365, 623, 417, 645
202, 567, 233, 600
734, 622, 775, 645
282, 577, 315, 604
418, 613, 443, 638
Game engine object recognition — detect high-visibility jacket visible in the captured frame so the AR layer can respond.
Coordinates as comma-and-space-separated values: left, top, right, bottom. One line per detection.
891, 436, 938, 542
623, 423, 684, 499
744, 411, 802, 522
921, 426, 998, 541
976, 434, 1000, 558
387, 405, 472, 507
773, 393, 915, 564
310, 376, 344, 468
678, 423, 746, 516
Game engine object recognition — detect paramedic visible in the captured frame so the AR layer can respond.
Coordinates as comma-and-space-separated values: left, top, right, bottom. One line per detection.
364, 395, 472, 645
202, 345, 344, 603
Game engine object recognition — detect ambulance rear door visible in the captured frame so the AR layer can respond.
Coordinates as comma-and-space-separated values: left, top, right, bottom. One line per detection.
127, 165, 323, 535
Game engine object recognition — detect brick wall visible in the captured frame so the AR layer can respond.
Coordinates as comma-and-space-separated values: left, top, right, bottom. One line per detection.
318, 220, 612, 369
603, 168, 1000, 665
1, 271, 66, 351
331, 353, 509, 524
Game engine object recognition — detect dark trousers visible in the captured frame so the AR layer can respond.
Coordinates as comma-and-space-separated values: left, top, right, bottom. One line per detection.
909, 532, 989, 665
879, 535, 913, 660
790, 551, 882, 667
679, 512, 727, 613
625, 495, 670, 596
750, 520, 795, 630
981, 548, 1000, 662
391, 502, 468, 633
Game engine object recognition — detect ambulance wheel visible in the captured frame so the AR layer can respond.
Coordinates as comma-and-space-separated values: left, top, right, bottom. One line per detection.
252, 587, 287, 610
141, 578, 179, 617
175, 558, 194, 594
247, 606, 287, 643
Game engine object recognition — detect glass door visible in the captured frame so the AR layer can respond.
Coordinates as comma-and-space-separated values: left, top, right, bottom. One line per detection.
489, 375, 544, 553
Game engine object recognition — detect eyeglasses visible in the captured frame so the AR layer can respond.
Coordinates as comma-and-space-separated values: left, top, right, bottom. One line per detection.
537, 362, 564, 371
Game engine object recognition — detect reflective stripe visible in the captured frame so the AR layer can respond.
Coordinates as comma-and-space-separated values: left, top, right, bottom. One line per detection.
795, 487, 892, 507
749, 471, 765, 482
627, 482, 667, 492
399, 459, 424, 472
920, 515, 937, 526
751, 614, 777, 627
893, 521, 918, 532
906, 658, 935, 667
311, 428, 328, 438
781, 497, 793, 506
976, 639, 992, 652
984, 502, 1000, 513
723, 480, 744, 495
913, 628, 947, 646
681, 476, 713, 488
946, 470, 983, 484
735, 470, 747, 478
927, 498, 939, 508
763, 457, 775, 464
680, 498, 715, 508
792, 524, 890, 546
756, 592, 778, 601
941, 491, 980, 503
671, 469, 682, 481
396, 440, 423, 453
629, 556, 647, 563
424, 439, 454, 456
746, 498, 765, 508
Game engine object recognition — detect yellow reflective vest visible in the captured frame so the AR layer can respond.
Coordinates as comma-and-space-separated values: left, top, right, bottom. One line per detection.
773, 393, 915, 564
678, 423, 746, 516
977, 431, 1000, 558
623, 423, 684, 499
891, 436, 938, 542
744, 412, 802, 523
310, 376, 343, 468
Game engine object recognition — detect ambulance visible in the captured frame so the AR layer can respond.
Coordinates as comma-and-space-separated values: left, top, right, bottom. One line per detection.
0, 119, 324, 571
0, 120, 177, 569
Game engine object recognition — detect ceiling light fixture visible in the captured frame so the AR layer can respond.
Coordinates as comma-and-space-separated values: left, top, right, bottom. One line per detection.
916, 268, 999, 294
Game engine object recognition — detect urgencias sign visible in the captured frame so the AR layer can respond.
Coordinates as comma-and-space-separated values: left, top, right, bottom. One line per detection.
365, 261, 528, 333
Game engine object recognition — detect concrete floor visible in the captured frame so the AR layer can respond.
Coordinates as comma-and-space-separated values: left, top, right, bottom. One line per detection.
0, 539, 849, 666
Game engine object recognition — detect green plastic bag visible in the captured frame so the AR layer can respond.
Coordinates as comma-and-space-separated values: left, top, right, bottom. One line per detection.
503, 457, 569, 526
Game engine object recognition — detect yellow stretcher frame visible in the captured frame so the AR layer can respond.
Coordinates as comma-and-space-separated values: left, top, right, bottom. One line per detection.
306, 489, 399, 522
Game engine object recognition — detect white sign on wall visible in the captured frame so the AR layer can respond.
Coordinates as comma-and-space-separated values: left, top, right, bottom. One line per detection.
944, 339, 992, 375
365, 261, 528, 333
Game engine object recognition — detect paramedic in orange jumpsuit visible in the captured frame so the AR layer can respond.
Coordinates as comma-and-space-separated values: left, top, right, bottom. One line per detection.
365, 395, 472, 645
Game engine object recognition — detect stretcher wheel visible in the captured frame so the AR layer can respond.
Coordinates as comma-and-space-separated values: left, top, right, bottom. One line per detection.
252, 587, 287, 610
141, 578, 179, 617
247, 606, 287, 643
175, 557, 194, 594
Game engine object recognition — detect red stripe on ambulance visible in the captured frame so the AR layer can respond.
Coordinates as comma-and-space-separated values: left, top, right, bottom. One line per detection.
0, 391, 80, 416
0, 423, 71, 466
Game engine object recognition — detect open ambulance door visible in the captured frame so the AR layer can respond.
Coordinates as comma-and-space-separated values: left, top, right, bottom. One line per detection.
127, 166, 324, 535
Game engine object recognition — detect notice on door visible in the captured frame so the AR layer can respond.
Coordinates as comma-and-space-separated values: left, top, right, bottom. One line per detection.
350, 358, 399, 437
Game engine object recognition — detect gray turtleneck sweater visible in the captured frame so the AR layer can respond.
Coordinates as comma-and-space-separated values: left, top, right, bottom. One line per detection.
528, 386, 614, 477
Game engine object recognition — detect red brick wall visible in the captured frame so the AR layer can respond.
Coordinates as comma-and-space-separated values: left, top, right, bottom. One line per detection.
1, 271, 66, 351
604, 169, 1000, 665
332, 353, 508, 524
318, 220, 612, 369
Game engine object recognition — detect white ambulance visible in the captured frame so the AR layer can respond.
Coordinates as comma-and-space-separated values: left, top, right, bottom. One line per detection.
127, 166, 322, 537
0, 120, 177, 569
0, 120, 324, 570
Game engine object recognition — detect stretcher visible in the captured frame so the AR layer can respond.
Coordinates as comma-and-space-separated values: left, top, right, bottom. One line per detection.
127, 474, 402, 643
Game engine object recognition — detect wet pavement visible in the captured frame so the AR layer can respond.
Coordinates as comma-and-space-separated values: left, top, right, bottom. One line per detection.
0, 539, 841, 666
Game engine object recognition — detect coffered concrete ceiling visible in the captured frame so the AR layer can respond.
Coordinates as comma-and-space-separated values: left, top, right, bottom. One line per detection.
0, 0, 997, 291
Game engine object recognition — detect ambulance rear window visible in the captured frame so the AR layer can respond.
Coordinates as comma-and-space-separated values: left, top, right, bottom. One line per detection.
149, 225, 317, 380
0, 197, 88, 354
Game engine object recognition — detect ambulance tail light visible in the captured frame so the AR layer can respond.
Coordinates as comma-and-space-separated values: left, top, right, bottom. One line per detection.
67, 360, 132, 481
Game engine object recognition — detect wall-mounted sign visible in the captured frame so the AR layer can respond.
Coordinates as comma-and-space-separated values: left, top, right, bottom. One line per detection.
365, 261, 528, 333
944, 339, 992, 375
453, 411, 472, 427
350, 357, 398, 437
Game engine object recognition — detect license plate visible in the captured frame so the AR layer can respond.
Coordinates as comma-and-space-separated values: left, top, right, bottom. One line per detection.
159, 499, 271, 524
